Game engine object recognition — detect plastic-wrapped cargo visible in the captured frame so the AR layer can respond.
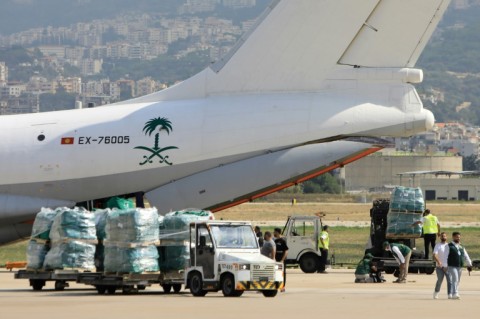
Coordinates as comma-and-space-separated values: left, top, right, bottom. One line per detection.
103, 208, 160, 273
386, 212, 423, 238
106, 197, 135, 210
26, 240, 49, 270
104, 246, 159, 273
43, 207, 97, 270
49, 207, 97, 242
30, 208, 59, 240
94, 209, 110, 241
156, 209, 213, 272
43, 241, 96, 270
386, 186, 425, 238
158, 245, 189, 271
160, 209, 213, 242
389, 186, 425, 212
106, 208, 159, 244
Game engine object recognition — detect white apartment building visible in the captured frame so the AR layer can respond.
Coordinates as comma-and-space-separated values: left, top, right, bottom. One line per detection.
0, 62, 8, 83
81, 59, 103, 76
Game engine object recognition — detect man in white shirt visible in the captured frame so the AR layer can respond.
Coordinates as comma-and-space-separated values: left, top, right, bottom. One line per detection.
432, 232, 450, 299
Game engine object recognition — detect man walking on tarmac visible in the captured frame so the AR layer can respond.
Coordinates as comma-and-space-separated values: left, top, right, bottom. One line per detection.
273, 228, 288, 292
447, 232, 473, 300
414, 209, 441, 259
318, 225, 330, 273
433, 232, 451, 299
383, 241, 412, 283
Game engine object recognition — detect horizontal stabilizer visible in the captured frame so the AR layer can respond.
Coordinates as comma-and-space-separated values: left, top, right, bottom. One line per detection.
338, 0, 451, 67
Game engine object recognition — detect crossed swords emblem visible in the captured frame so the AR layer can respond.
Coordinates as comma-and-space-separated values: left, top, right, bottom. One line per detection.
134, 146, 179, 166
134, 117, 178, 166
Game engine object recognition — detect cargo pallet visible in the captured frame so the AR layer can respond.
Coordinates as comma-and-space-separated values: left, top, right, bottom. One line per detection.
369, 198, 435, 275
77, 271, 184, 295
15, 269, 93, 291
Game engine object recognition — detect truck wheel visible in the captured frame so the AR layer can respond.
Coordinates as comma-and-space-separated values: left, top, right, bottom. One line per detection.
262, 290, 278, 297
221, 274, 240, 297
54, 280, 66, 291
384, 267, 395, 274
424, 267, 435, 275
31, 279, 45, 291
173, 284, 182, 293
299, 254, 318, 273
163, 284, 172, 294
189, 272, 207, 297
107, 287, 116, 295
96, 285, 106, 294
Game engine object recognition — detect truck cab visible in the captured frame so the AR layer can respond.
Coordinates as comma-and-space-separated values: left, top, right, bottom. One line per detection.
185, 221, 283, 297
282, 215, 323, 273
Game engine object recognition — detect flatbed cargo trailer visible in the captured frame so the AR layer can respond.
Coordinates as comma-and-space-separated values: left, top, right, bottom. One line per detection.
76, 271, 184, 294
15, 269, 92, 291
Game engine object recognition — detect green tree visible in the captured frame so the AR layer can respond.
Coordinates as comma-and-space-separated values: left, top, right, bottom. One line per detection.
302, 173, 341, 194
142, 117, 173, 150
462, 154, 480, 171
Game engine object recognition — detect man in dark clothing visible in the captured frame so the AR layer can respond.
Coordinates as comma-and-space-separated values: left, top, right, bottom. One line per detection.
355, 253, 384, 283
273, 227, 288, 292
254, 226, 264, 247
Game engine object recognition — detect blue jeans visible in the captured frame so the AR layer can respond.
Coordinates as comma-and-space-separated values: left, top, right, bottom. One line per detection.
435, 267, 451, 294
448, 267, 462, 296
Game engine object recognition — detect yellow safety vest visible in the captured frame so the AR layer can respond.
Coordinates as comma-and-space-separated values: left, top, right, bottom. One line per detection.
319, 231, 329, 250
423, 214, 438, 234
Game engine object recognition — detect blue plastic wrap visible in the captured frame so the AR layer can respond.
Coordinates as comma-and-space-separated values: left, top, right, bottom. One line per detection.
106, 208, 159, 243
43, 207, 97, 270
43, 241, 96, 270
94, 209, 110, 241
389, 186, 425, 212
30, 208, 59, 240
26, 240, 48, 270
104, 246, 159, 273
49, 207, 97, 242
160, 209, 212, 241
158, 245, 189, 271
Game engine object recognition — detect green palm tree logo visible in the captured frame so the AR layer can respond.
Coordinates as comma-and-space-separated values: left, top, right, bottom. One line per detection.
134, 117, 179, 166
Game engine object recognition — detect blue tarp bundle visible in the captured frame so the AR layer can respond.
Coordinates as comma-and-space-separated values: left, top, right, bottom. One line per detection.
386, 187, 424, 238
43, 240, 96, 270
104, 246, 159, 273
106, 208, 159, 244
158, 209, 213, 271
389, 186, 425, 212
43, 207, 96, 270
26, 240, 48, 270
30, 208, 59, 240
104, 208, 160, 273
49, 207, 97, 242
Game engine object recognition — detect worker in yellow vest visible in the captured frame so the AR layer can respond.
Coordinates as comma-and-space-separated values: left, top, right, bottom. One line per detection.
318, 225, 329, 273
415, 209, 441, 259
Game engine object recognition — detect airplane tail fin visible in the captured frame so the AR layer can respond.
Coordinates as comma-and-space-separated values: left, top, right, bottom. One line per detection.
126, 0, 451, 102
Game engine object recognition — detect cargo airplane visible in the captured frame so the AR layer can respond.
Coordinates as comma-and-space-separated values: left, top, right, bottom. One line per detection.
0, 0, 451, 244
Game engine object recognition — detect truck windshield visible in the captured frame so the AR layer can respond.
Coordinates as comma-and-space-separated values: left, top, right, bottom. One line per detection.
210, 225, 258, 249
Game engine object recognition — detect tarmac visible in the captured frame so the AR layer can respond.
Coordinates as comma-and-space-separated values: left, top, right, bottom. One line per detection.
1, 268, 479, 319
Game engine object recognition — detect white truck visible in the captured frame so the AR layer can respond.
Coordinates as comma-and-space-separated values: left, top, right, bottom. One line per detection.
282, 215, 323, 273
186, 220, 284, 297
